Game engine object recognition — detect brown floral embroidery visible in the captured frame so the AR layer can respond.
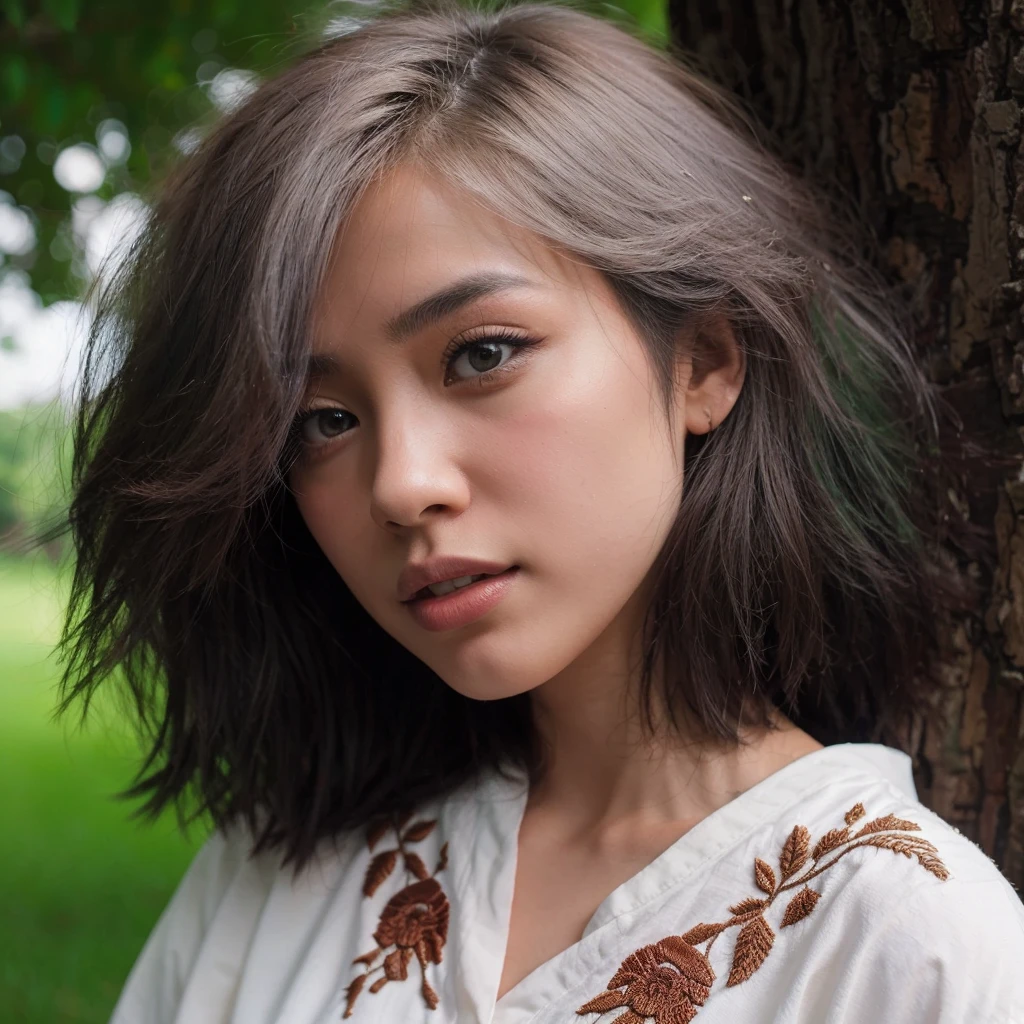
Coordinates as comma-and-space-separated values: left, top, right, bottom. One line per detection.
343, 811, 450, 1019
577, 801, 949, 1023
575, 935, 715, 1024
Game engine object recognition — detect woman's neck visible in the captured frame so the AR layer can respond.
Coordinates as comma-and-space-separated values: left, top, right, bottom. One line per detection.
526, 627, 823, 833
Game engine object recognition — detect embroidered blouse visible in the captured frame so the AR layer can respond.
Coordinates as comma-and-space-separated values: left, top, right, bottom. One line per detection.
109, 742, 1024, 1024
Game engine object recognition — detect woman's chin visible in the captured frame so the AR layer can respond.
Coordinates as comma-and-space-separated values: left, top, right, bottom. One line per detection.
427, 649, 559, 702
436, 670, 547, 703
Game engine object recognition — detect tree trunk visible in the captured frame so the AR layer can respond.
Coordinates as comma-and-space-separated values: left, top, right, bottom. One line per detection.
668, 0, 1024, 892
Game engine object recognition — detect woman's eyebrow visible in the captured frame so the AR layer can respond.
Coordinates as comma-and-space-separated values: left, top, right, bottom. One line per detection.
383, 270, 537, 342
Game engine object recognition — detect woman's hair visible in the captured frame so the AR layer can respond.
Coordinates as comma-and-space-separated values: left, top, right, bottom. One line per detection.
59, 0, 968, 868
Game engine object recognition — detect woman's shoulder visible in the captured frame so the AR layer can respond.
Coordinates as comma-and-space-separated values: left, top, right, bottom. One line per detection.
108, 796, 459, 1024
821, 795, 1024, 1021
612, 747, 1024, 1024
732, 756, 1024, 1022
627, 778, 1024, 1024
748, 745, 1024, 940
801, 782, 1024, 946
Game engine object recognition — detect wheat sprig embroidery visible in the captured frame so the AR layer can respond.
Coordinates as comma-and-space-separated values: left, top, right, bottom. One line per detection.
577, 801, 949, 1022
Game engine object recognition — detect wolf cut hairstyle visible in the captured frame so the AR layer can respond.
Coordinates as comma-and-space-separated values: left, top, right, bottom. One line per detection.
61, 0, 958, 867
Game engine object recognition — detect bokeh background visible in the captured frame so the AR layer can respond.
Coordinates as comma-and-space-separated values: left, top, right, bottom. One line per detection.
0, 1, 667, 1020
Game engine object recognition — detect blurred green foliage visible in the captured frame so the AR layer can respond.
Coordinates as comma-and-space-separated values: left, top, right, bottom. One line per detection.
1, 0, 324, 304
0, 552, 206, 1022
0, 402, 70, 549
0, 0, 668, 306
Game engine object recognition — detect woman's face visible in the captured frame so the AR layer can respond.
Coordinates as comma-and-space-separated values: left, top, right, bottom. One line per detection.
291, 162, 741, 701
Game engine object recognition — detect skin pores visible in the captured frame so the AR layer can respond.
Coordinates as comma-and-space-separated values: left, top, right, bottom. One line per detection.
289, 161, 742, 704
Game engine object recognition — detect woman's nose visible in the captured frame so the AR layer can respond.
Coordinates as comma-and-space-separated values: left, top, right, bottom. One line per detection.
368, 409, 470, 531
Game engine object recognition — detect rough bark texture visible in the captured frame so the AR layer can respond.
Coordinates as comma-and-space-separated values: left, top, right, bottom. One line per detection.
668, 0, 1024, 892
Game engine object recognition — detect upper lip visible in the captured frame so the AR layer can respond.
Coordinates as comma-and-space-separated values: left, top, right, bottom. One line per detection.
398, 556, 514, 602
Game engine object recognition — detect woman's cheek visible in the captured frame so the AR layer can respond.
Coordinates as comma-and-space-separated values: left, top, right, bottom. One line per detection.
291, 467, 364, 573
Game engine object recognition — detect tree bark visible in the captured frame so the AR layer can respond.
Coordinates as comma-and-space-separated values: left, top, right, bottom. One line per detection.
668, 0, 1024, 892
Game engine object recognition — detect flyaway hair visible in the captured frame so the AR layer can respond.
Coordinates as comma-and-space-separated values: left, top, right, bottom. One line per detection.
59, 0, 967, 869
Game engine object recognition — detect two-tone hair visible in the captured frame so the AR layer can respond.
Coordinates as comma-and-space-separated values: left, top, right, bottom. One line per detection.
59, 0, 959, 868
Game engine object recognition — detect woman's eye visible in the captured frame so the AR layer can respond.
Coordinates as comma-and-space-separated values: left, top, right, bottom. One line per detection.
300, 408, 356, 445
446, 333, 534, 384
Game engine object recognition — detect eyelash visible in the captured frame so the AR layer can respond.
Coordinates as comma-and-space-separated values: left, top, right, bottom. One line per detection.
293, 327, 541, 450
440, 326, 539, 386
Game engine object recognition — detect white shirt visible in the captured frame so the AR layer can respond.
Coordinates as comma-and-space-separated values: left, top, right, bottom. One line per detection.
110, 742, 1024, 1023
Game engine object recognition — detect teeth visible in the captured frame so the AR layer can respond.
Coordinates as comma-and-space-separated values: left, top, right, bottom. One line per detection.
425, 573, 490, 598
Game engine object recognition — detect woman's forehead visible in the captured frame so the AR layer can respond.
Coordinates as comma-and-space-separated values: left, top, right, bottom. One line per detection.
312, 163, 606, 339
326, 167, 575, 286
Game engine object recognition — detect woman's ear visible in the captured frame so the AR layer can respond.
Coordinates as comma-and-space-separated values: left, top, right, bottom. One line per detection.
677, 313, 746, 436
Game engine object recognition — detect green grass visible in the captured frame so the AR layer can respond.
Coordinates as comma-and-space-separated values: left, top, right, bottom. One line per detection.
0, 554, 208, 1023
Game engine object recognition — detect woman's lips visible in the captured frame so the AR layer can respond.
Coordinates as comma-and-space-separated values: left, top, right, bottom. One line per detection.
403, 567, 520, 632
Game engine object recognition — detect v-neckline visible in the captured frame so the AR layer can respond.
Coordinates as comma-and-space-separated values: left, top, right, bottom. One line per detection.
468, 741, 914, 1019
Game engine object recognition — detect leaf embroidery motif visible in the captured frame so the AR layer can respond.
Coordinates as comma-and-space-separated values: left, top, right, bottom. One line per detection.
404, 851, 431, 881
753, 858, 776, 895
576, 800, 949, 1022
780, 885, 821, 927
402, 820, 436, 843
363, 849, 398, 898
853, 814, 922, 838
728, 914, 774, 986
679, 921, 728, 945
343, 814, 449, 1019
811, 826, 849, 859
727, 896, 766, 915
778, 825, 810, 881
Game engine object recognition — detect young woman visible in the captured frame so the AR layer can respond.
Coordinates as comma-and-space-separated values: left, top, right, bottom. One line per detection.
60, 0, 1024, 1021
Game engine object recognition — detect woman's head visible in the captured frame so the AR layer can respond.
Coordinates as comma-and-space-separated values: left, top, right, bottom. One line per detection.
61, 0, 949, 866
293, 160, 744, 703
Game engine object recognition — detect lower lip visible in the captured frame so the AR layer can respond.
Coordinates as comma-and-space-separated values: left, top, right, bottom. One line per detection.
403, 567, 520, 632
